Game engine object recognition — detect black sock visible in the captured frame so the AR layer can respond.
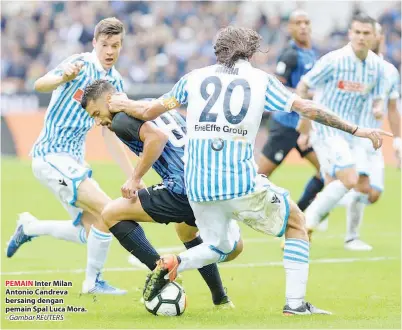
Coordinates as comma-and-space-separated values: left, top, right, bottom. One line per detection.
297, 176, 324, 211
184, 236, 226, 305
109, 221, 160, 271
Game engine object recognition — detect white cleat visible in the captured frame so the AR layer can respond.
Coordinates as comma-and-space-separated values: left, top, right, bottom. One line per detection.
344, 239, 373, 251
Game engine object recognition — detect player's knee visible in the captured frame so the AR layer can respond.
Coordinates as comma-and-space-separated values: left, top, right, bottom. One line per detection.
341, 176, 358, 190
286, 204, 308, 240
101, 203, 117, 228
175, 223, 198, 243
224, 239, 244, 262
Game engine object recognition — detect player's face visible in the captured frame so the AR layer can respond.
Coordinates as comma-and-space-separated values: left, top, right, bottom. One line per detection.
86, 93, 113, 128
349, 21, 374, 53
93, 34, 123, 70
289, 15, 311, 44
370, 31, 382, 53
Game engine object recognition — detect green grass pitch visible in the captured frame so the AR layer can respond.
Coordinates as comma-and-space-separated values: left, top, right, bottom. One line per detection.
1, 158, 400, 329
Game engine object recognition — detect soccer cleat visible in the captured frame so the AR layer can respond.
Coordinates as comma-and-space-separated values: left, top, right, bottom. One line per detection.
214, 295, 235, 310
82, 274, 127, 295
344, 239, 373, 251
143, 254, 179, 301
6, 213, 37, 258
283, 302, 332, 315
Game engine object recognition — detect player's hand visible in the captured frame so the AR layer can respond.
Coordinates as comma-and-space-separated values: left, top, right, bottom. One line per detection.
297, 133, 311, 151
108, 93, 129, 113
62, 61, 84, 83
121, 177, 146, 199
354, 127, 393, 150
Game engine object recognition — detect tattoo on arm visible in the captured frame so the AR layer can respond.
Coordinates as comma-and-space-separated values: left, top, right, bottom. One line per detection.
296, 100, 356, 134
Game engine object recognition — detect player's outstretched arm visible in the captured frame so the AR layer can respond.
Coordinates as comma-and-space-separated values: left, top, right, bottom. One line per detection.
34, 62, 84, 93
388, 99, 402, 166
292, 97, 393, 150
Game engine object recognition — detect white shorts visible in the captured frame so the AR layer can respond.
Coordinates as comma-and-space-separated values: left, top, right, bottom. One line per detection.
32, 153, 92, 225
351, 138, 384, 192
312, 135, 355, 177
190, 175, 290, 260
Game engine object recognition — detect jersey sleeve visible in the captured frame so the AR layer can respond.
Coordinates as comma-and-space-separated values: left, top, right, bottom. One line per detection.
302, 53, 334, 88
264, 75, 297, 112
159, 74, 189, 110
275, 48, 298, 84
373, 63, 385, 100
111, 112, 145, 142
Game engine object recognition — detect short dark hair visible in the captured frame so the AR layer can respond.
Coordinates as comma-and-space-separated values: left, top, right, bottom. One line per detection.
214, 26, 262, 68
94, 17, 125, 41
81, 79, 116, 109
350, 13, 376, 28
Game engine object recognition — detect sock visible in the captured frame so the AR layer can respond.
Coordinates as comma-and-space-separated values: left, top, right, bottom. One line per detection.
86, 225, 112, 285
23, 220, 86, 244
297, 176, 324, 211
184, 236, 226, 305
305, 180, 349, 229
178, 243, 221, 273
283, 238, 309, 309
345, 192, 367, 242
337, 190, 355, 207
109, 220, 160, 271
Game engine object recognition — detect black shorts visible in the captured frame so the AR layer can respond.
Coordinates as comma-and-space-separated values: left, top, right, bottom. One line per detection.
261, 118, 314, 165
138, 184, 196, 227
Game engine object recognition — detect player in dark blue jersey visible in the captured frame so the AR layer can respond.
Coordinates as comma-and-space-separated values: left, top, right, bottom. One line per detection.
257, 10, 324, 213
81, 79, 236, 308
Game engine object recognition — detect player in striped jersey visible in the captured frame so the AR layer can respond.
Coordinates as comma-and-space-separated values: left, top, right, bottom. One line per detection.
79, 79, 234, 308
108, 26, 389, 315
296, 14, 388, 249
341, 22, 401, 250
5, 18, 148, 295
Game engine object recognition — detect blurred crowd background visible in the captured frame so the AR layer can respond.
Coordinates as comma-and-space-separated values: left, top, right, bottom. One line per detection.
1, 1, 401, 94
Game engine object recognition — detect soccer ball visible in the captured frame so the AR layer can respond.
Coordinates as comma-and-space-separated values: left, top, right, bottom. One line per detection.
144, 282, 187, 316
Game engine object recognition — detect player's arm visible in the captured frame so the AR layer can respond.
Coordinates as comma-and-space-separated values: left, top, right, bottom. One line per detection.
102, 126, 134, 179
109, 75, 189, 120
387, 73, 402, 166
34, 58, 84, 93
110, 112, 169, 198
265, 75, 392, 150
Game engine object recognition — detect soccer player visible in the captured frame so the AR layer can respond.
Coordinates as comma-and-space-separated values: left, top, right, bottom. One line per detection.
5, 18, 157, 295
342, 22, 401, 250
79, 79, 235, 308
257, 10, 324, 213
106, 26, 389, 314
296, 14, 387, 250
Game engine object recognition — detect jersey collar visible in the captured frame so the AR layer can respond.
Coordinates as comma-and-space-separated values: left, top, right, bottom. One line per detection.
235, 59, 252, 67
346, 43, 372, 63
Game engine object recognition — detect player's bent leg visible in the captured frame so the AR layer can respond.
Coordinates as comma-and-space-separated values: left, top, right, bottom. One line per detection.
102, 197, 160, 271
257, 153, 279, 177
368, 189, 381, 204
175, 222, 236, 308
282, 200, 331, 315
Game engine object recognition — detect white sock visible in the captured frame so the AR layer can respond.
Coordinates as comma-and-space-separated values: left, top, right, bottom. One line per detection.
337, 190, 355, 207
283, 239, 309, 309
178, 243, 221, 273
305, 180, 349, 229
345, 192, 367, 242
23, 220, 86, 244
86, 225, 112, 285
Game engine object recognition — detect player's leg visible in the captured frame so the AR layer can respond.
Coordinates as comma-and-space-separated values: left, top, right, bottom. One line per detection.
175, 222, 237, 308
257, 120, 296, 177
305, 136, 357, 233
28, 154, 124, 294
101, 196, 161, 270
143, 200, 242, 301
296, 147, 324, 212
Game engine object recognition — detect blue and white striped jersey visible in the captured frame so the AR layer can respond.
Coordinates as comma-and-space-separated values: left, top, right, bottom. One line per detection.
31, 51, 124, 162
161, 60, 296, 202
303, 43, 384, 138
358, 57, 400, 129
